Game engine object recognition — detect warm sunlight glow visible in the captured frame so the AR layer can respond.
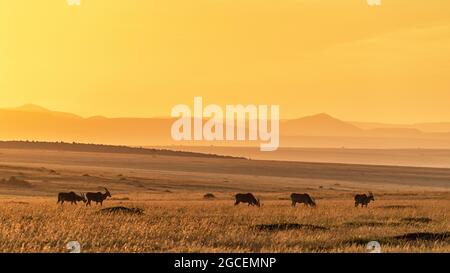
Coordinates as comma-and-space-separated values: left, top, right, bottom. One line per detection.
1, 0, 450, 123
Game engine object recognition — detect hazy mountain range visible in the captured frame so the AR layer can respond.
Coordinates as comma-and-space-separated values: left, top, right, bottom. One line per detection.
2, 104, 450, 149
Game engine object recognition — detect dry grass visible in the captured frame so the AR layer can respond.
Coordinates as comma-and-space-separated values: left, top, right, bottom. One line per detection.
0, 196, 448, 253
0, 148, 448, 253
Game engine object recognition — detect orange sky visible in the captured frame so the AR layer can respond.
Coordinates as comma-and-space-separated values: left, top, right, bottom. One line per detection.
1, 0, 450, 123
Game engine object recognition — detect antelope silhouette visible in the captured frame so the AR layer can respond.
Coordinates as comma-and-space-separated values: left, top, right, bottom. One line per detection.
86, 187, 111, 206
57, 192, 86, 205
234, 193, 260, 207
290, 193, 316, 207
354, 192, 375, 207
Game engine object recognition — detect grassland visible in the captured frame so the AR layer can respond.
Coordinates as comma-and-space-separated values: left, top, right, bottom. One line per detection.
0, 146, 449, 253
0, 195, 448, 253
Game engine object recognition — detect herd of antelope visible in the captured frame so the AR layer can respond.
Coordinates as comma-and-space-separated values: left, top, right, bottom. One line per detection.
57, 187, 375, 208
57, 187, 111, 206
234, 192, 375, 208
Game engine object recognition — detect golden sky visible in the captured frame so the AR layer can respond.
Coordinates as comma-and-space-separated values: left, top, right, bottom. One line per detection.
1, 0, 450, 123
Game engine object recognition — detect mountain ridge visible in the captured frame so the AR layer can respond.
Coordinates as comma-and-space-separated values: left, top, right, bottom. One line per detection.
2, 104, 450, 148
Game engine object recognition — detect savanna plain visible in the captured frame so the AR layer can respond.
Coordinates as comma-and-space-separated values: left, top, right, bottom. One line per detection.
0, 146, 448, 253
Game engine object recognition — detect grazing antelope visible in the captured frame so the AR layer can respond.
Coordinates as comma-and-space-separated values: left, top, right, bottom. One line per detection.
57, 192, 86, 205
354, 192, 375, 207
234, 193, 260, 207
290, 193, 316, 207
86, 187, 111, 206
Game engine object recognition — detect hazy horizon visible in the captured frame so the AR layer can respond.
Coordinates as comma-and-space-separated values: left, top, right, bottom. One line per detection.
5, 103, 450, 126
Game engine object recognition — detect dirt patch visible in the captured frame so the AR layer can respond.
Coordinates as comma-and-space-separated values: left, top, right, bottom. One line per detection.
401, 217, 432, 224
379, 205, 417, 209
392, 232, 450, 242
343, 218, 430, 228
252, 223, 329, 232
110, 197, 130, 201
0, 176, 33, 188
342, 232, 450, 246
99, 206, 144, 215
203, 193, 216, 199
343, 221, 400, 227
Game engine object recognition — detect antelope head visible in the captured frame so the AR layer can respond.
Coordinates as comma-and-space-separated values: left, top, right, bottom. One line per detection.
80, 193, 87, 203
104, 187, 112, 198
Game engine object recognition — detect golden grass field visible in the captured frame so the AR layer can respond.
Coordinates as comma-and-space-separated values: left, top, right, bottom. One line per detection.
0, 147, 449, 253
0, 196, 449, 253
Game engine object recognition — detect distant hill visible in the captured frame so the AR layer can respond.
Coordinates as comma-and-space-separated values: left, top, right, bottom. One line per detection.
0, 141, 242, 159
352, 121, 450, 133
9, 104, 53, 113
281, 113, 362, 136
6, 104, 82, 119
2, 104, 450, 148
0, 106, 174, 146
